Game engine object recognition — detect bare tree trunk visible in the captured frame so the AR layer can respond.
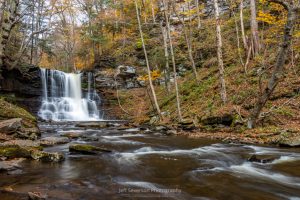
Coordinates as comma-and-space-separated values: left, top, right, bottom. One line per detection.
163, 0, 183, 122
240, 0, 247, 50
134, 0, 162, 118
248, 1, 298, 128
160, 21, 171, 93
213, 0, 227, 104
250, 0, 260, 55
150, 0, 156, 23
195, 0, 201, 29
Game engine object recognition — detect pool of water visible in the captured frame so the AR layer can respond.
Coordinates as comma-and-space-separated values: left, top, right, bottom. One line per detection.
1, 123, 300, 200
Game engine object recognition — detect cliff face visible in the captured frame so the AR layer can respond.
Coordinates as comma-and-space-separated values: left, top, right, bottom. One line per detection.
0, 64, 43, 115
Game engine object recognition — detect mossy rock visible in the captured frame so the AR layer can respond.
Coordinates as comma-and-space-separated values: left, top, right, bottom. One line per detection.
0, 98, 36, 127
0, 145, 32, 158
30, 150, 64, 162
69, 144, 112, 155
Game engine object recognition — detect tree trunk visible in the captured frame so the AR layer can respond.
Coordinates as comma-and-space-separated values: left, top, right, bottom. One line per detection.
240, 0, 247, 50
160, 22, 171, 93
213, 0, 227, 104
248, 2, 298, 128
195, 0, 201, 29
163, 0, 183, 122
134, 0, 162, 118
250, 0, 260, 55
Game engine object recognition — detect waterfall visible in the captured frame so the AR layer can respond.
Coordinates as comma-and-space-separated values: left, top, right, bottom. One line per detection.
38, 68, 102, 121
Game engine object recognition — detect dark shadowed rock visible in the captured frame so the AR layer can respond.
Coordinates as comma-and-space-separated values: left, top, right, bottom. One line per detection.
69, 144, 112, 155
248, 154, 280, 163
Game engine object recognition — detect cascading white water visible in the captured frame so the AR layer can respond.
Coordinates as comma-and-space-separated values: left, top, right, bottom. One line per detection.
38, 68, 102, 121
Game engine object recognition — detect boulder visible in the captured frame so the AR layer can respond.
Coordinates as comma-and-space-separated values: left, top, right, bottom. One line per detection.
69, 144, 112, 155
279, 136, 300, 147
0, 118, 22, 134
40, 137, 70, 146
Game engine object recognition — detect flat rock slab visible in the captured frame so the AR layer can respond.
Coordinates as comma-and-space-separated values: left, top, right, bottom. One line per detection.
2, 140, 41, 149
0, 158, 26, 172
60, 132, 83, 139
69, 144, 112, 155
0, 118, 22, 134
40, 137, 70, 146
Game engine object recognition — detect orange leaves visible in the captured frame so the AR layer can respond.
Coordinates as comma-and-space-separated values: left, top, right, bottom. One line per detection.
138, 70, 162, 81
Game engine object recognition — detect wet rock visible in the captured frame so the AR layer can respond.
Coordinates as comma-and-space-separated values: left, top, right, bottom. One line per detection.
0, 145, 32, 158
166, 129, 177, 136
248, 154, 280, 164
30, 150, 64, 162
0, 118, 22, 134
40, 137, 70, 146
16, 127, 40, 140
178, 120, 196, 131
0, 158, 26, 173
61, 132, 82, 139
69, 144, 112, 155
279, 137, 300, 147
155, 126, 169, 132
2, 140, 42, 149
28, 192, 47, 200
75, 122, 108, 128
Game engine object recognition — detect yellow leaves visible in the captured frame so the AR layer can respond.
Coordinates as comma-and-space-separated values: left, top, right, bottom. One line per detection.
257, 11, 277, 25
138, 70, 161, 81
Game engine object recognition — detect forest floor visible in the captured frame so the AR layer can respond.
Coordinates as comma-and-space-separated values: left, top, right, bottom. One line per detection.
111, 62, 300, 146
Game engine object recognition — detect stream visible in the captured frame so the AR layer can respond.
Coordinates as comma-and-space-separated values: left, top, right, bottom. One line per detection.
1, 122, 300, 200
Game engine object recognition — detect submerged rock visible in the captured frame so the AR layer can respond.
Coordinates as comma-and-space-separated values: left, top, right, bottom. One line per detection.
69, 144, 112, 155
40, 136, 70, 146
